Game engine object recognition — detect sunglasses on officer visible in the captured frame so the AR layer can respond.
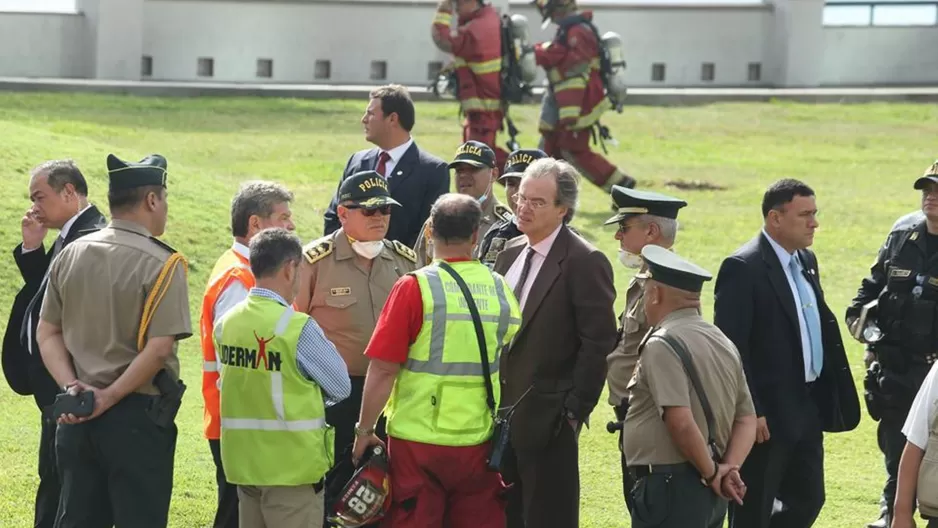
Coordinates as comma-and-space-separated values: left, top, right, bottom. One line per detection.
344, 204, 393, 217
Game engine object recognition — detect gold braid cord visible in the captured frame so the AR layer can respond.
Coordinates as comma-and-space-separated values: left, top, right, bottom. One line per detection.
137, 253, 189, 352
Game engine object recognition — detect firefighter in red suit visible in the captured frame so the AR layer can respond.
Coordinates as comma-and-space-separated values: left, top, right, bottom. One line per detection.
532, 0, 636, 191
431, 0, 510, 172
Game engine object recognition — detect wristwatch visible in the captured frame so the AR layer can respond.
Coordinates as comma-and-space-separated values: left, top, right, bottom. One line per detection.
564, 409, 577, 421
701, 462, 719, 487
354, 422, 375, 437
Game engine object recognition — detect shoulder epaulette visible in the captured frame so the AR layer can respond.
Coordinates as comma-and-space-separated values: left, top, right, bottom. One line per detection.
303, 236, 334, 265
494, 203, 512, 223
891, 211, 926, 233
391, 240, 417, 264
149, 237, 177, 254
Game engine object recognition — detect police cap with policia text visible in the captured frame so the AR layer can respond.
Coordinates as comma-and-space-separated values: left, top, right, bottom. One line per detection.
499, 149, 548, 182
338, 170, 402, 209
913, 160, 938, 190
604, 186, 687, 226
448, 140, 497, 170
107, 153, 168, 192
641, 244, 712, 293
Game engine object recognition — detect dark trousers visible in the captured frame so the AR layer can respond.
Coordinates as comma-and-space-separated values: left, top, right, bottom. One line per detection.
504, 420, 580, 528
35, 406, 60, 528
324, 376, 386, 527
54, 394, 177, 528
620, 431, 636, 514
208, 439, 239, 528
628, 468, 725, 528
878, 414, 911, 519
728, 409, 824, 528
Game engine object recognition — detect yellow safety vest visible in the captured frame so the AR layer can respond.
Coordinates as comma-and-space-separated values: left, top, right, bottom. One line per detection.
385, 261, 521, 447
216, 294, 333, 486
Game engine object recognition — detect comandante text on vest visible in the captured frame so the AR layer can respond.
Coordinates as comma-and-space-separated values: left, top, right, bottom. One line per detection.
443, 281, 496, 311
218, 344, 283, 372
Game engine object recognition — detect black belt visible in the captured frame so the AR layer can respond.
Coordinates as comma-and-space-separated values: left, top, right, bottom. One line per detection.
627, 461, 698, 480
313, 477, 325, 494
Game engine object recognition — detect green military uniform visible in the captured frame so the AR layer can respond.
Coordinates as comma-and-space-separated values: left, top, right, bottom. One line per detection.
297, 170, 418, 522
602, 186, 687, 507
414, 140, 510, 266
622, 246, 754, 528
39, 153, 192, 528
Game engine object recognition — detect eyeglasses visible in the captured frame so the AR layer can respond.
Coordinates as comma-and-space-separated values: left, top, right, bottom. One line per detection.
617, 221, 642, 234
513, 194, 551, 210
345, 205, 392, 216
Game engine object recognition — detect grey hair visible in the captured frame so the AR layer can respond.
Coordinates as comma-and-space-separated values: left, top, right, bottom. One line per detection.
230, 180, 294, 238
523, 158, 580, 223
32, 159, 88, 196
634, 214, 679, 245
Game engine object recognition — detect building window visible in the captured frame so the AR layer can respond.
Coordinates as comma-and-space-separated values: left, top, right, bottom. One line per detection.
701, 63, 715, 82
427, 61, 444, 81
257, 58, 273, 79
315, 60, 331, 80
370, 61, 387, 81
651, 63, 666, 82
141, 56, 152, 77
197, 57, 214, 78
748, 62, 762, 82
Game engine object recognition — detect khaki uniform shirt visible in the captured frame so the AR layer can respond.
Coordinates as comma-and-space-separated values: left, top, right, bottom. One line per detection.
40, 219, 193, 395
623, 308, 755, 465
298, 228, 417, 376
413, 196, 511, 267
606, 267, 649, 407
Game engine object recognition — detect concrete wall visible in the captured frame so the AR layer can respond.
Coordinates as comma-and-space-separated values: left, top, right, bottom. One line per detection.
0, 12, 88, 78
821, 26, 938, 86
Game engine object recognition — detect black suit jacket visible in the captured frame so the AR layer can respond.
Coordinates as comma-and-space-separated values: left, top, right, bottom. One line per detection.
323, 142, 449, 248
2, 205, 107, 408
493, 226, 618, 451
713, 233, 860, 441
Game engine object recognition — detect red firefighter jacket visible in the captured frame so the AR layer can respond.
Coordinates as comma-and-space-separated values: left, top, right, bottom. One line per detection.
432, 4, 503, 115
534, 10, 610, 131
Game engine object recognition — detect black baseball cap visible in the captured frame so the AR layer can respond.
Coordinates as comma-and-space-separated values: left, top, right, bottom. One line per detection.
499, 149, 548, 181
913, 160, 938, 190
338, 171, 402, 208
448, 140, 496, 170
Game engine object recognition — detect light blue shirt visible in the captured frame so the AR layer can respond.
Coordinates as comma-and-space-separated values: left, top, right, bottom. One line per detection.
762, 230, 822, 382
248, 288, 351, 406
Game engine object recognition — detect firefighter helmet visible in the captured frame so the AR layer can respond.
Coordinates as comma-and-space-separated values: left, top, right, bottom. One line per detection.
328, 445, 392, 527
532, 0, 576, 22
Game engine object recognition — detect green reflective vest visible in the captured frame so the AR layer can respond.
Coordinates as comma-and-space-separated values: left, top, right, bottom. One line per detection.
385, 260, 522, 447
216, 294, 333, 486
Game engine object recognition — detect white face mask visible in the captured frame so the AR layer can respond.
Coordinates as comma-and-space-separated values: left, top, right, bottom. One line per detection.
351, 240, 384, 260
618, 249, 643, 269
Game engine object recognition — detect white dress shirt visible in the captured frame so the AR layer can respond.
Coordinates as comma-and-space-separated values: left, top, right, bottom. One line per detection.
763, 229, 821, 382
21, 204, 92, 254
902, 361, 938, 450
377, 137, 414, 180
504, 224, 564, 311
212, 241, 251, 324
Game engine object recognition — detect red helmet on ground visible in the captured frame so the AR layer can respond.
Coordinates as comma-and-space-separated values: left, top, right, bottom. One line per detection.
329, 444, 392, 527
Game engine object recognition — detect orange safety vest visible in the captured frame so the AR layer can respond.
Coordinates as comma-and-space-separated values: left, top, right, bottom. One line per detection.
199, 248, 255, 440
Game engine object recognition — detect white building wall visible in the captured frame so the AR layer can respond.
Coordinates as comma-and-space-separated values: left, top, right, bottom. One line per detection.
0, 12, 88, 78
821, 27, 938, 86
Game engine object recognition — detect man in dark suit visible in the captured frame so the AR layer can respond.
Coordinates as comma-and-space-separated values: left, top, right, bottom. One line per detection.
493, 157, 618, 528
713, 179, 860, 528
323, 84, 449, 248
2, 159, 107, 528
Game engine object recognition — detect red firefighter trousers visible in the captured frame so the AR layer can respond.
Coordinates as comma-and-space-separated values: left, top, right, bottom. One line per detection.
541, 127, 619, 188
464, 110, 510, 174
381, 436, 505, 528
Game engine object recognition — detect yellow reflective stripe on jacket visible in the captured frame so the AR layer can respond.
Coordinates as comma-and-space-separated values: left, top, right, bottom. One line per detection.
572, 98, 613, 130
434, 11, 453, 26
454, 57, 502, 76
547, 59, 601, 85
461, 98, 503, 112
559, 106, 581, 120
554, 77, 587, 92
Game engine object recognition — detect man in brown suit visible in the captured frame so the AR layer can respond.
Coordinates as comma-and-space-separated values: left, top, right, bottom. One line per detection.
493, 157, 618, 528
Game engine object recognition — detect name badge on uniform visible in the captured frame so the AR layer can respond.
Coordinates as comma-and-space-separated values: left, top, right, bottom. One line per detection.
889, 268, 912, 278
331, 287, 351, 296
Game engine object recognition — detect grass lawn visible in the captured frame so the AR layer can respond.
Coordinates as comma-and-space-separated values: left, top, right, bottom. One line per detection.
0, 92, 936, 527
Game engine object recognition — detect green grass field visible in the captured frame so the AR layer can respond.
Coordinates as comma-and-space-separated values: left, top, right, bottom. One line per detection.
1, 92, 936, 527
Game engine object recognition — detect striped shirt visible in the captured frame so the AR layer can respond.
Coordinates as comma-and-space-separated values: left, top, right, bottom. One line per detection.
249, 288, 351, 406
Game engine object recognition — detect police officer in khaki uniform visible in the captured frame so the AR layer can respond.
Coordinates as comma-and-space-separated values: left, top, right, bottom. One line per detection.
623, 245, 756, 528
414, 140, 511, 266
478, 148, 548, 269
36, 153, 192, 528
294, 170, 417, 524
603, 187, 687, 506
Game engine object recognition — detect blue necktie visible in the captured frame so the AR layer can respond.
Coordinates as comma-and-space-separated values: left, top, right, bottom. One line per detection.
790, 256, 823, 378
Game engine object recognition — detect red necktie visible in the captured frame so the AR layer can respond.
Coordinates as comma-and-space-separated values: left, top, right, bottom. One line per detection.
376, 151, 391, 179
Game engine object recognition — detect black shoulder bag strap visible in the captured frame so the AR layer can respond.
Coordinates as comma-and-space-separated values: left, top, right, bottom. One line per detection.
436, 261, 496, 418
654, 333, 720, 459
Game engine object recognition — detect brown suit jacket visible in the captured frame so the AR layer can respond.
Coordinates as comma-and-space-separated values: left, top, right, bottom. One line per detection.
494, 225, 617, 451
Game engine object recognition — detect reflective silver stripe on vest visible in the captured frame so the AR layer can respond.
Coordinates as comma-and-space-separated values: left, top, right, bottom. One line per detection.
203, 361, 219, 373
221, 417, 327, 432
405, 266, 515, 376
271, 306, 295, 421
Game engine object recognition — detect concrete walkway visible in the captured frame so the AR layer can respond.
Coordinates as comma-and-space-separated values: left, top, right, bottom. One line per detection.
2, 77, 938, 105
